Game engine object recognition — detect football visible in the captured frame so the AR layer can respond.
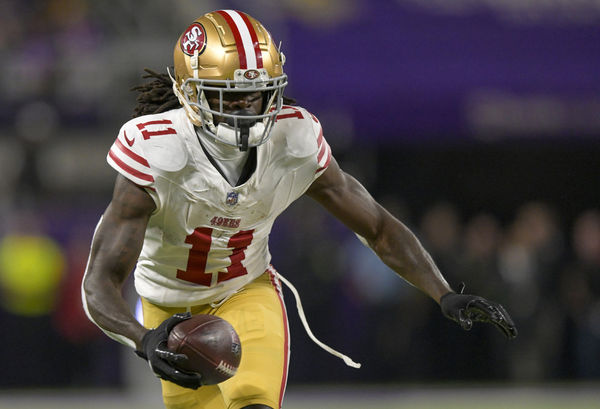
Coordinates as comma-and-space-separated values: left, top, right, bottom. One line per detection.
167, 314, 242, 385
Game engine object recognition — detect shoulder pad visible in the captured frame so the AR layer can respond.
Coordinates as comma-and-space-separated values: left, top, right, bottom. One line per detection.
274, 106, 322, 159
123, 110, 189, 173
107, 110, 189, 187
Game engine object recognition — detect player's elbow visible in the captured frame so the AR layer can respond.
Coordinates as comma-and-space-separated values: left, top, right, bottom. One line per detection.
81, 268, 99, 317
370, 234, 394, 263
81, 264, 111, 322
369, 216, 415, 273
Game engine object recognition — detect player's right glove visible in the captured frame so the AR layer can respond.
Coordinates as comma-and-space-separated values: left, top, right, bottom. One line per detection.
135, 312, 202, 389
440, 287, 518, 339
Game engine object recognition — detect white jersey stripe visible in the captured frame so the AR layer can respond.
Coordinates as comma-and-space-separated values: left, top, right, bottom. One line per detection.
316, 143, 331, 175
223, 10, 258, 69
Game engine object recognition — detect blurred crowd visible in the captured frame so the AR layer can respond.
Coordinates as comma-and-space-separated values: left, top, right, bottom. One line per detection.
274, 197, 600, 384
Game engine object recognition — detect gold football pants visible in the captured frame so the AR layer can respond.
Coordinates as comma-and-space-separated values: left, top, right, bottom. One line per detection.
141, 269, 289, 409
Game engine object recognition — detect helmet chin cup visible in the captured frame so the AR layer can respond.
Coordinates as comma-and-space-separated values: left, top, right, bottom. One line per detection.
224, 110, 257, 151
213, 122, 267, 150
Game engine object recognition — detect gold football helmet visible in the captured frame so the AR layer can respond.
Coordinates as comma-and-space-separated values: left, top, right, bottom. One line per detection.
171, 10, 287, 150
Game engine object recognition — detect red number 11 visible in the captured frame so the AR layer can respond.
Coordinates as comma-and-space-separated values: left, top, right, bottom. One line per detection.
176, 228, 254, 286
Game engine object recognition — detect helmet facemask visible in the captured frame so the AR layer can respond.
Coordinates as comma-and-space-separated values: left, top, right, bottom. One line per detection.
171, 68, 287, 151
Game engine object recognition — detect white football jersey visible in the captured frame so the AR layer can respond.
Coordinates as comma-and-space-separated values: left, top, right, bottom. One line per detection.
106, 106, 331, 307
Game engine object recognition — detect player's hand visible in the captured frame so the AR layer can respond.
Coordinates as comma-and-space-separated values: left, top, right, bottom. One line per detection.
135, 312, 203, 389
440, 289, 518, 339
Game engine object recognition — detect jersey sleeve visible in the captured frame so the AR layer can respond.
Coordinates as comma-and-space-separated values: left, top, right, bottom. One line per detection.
275, 105, 333, 183
106, 119, 163, 210
312, 114, 332, 179
107, 122, 156, 188
274, 106, 334, 204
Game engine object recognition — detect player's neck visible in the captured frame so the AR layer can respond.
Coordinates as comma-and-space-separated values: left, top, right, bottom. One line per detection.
195, 127, 253, 186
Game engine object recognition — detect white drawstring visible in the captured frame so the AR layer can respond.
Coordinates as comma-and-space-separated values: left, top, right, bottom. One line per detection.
276, 273, 361, 369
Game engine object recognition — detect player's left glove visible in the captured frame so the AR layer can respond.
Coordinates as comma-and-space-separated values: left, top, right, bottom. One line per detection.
440, 287, 518, 339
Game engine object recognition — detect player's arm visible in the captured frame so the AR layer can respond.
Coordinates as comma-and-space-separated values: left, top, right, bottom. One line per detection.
306, 157, 451, 302
305, 158, 517, 338
82, 175, 202, 388
82, 174, 155, 349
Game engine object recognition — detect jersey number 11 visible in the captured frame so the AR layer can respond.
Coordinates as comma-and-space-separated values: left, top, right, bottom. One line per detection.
176, 227, 255, 286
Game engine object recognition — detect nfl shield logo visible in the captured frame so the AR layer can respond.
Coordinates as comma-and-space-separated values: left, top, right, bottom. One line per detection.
226, 191, 239, 206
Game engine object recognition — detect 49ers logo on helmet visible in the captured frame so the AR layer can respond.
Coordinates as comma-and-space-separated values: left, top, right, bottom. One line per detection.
243, 69, 260, 80
180, 23, 207, 56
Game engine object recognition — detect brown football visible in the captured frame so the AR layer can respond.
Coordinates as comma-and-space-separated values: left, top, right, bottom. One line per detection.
167, 314, 242, 385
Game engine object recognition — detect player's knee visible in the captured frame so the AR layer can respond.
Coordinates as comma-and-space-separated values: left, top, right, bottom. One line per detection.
226, 374, 278, 407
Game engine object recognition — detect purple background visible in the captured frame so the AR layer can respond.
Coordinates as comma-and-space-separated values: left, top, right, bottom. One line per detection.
280, 1, 600, 141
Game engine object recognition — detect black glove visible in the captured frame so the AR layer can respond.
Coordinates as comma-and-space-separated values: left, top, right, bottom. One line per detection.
440, 287, 518, 339
135, 312, 202, 389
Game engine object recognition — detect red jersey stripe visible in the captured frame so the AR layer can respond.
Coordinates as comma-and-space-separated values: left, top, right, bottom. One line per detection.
317, 141, 328, 163
108, 150, 154, 183
136, 119, 172, 127
115, 138, 150, 167
316, 145, 332, 174
316, 126, 324, 149
275, 112, 303, 121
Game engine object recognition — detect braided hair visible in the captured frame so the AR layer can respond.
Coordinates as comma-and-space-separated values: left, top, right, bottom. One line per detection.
131, 68, 296, 118
130, 68, 180, 118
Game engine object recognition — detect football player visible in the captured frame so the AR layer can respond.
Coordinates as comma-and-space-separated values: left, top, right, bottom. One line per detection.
82, 9, 517, 409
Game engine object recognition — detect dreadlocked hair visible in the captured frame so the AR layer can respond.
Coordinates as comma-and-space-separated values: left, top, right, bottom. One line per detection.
131, 67, 297, 118
130, 68, 180, 118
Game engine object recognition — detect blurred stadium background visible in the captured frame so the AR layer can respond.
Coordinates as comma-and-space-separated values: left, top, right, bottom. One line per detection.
1, 0, 599, 407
